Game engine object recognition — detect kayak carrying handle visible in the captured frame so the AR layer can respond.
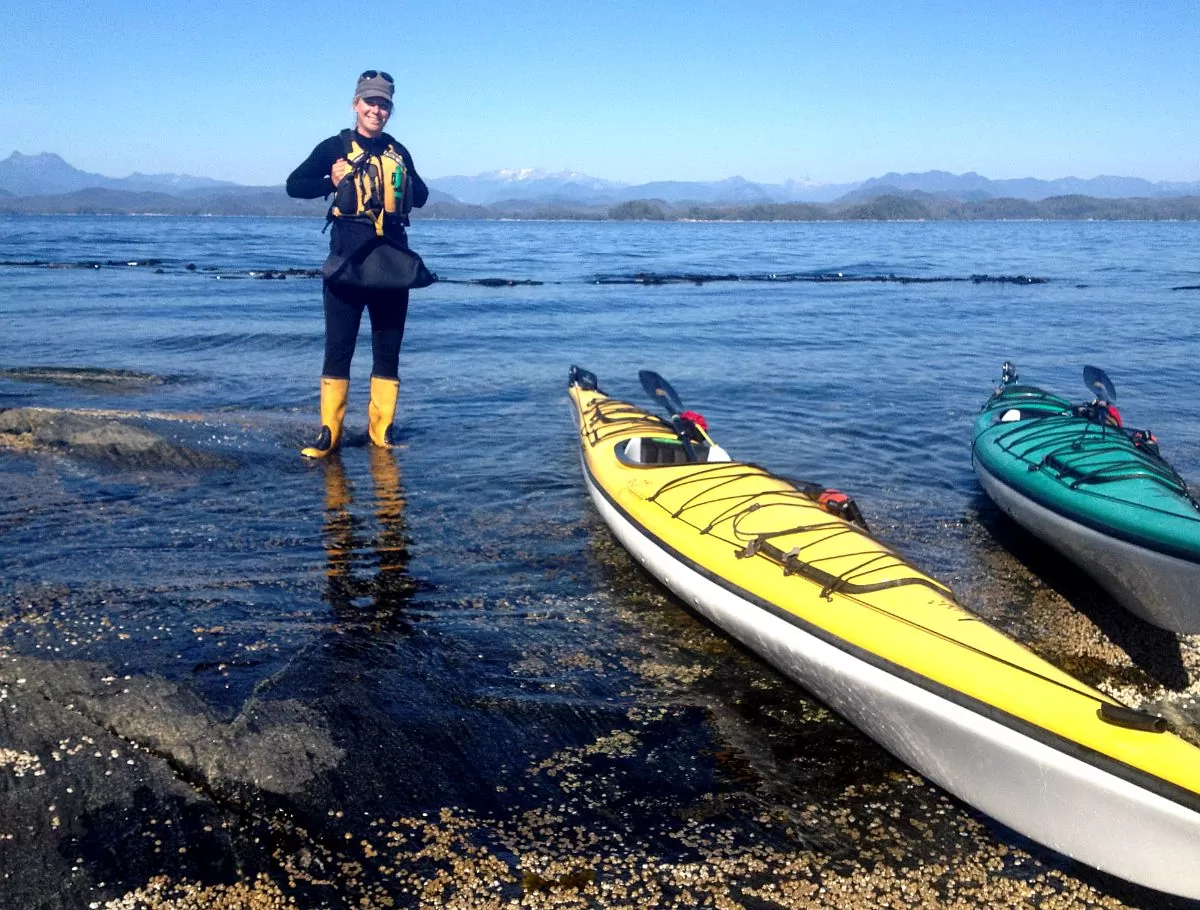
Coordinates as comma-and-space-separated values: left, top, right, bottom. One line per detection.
1097, 702, 1168, 733
569, 364, 600, 392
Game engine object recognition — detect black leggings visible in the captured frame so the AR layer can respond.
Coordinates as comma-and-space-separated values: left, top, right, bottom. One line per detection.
321, 282, 410, 379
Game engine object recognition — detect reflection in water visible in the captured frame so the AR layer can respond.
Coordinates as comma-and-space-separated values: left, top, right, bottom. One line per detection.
321, 449, 418, 629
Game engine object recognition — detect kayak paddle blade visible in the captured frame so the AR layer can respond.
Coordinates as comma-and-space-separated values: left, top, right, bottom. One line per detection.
638, 370, 701, 462
638, 369, 685, 417
1083, 365, 1117, 403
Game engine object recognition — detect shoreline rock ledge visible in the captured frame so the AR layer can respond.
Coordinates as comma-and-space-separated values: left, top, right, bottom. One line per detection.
0, 407, 227, 468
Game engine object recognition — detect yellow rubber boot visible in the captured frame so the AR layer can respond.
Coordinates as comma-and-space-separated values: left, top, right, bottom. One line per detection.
368, 375, 400, 447
301, 376, 349, 459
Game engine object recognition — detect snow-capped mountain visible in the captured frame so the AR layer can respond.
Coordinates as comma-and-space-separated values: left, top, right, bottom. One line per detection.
429, 169, 626, 205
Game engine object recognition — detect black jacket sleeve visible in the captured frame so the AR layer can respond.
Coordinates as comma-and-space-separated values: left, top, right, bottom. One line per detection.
286, 136, 343, 199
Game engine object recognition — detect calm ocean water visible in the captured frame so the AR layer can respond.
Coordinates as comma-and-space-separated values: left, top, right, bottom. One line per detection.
2, 215, 1200, 906
4, 217, 1199, 571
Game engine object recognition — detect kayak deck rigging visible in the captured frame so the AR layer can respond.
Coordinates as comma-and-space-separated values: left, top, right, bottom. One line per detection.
645, 465, 953, 600
582, 395, 954, 601
982, 402, 1199, 515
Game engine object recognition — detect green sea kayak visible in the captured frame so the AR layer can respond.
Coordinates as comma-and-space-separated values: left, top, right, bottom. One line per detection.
972, 363, 1200, 632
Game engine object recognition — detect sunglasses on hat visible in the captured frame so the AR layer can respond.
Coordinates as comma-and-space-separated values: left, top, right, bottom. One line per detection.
360, 70, 394, 84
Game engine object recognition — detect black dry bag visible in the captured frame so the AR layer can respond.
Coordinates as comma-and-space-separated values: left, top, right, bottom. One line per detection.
322, 235, 436, 291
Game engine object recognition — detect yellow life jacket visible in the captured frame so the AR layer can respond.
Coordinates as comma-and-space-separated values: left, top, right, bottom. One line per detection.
329, 130, 411, 236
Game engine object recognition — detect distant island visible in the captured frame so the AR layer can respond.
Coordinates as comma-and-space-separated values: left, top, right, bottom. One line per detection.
4, 187, 1200, 222
2, 151, 1199, 221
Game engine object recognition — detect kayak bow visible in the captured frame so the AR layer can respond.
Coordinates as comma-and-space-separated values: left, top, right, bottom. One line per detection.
569, 365, 1200, 900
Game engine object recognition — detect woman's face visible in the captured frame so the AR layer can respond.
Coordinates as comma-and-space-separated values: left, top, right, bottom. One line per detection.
354, 96, 393, 137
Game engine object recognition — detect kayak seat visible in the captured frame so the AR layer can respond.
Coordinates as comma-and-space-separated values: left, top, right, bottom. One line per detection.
622, 436, 729, 466
623, 436, 692, 465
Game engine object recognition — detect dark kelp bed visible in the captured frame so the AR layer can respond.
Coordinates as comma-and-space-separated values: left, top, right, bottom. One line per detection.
2, 390, 1200, 909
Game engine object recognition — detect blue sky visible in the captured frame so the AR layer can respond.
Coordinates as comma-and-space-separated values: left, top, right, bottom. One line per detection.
1, 1, 1197, 187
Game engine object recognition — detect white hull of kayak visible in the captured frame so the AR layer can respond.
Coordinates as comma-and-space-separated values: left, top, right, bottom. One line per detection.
974, 458, 1200, 634
585, 462, 1200, 900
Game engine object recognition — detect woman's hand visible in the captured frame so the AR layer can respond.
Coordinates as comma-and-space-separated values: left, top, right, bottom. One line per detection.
330, 158, 352, 187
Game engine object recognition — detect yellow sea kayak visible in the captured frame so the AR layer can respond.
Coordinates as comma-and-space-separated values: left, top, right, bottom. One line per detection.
568, 365, 1200, 900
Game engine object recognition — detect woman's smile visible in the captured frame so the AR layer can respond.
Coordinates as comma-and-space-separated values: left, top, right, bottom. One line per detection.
355, 97, 392, 137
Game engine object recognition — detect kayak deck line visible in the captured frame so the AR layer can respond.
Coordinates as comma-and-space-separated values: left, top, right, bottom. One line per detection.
978, 382, 1198, 506
641, 462, 956, 600
581, 396, 677, 440
986, 413, 1194, 502
582, 394, 954, 596
974, 455, 1200, 632
974, 455, 1200, 568
973, 439, 1200, 531
974, 366, 1200, 635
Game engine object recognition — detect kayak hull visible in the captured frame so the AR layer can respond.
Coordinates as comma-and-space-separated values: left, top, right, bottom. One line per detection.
570, 371, 1200, 900
976, 456, 1200, 632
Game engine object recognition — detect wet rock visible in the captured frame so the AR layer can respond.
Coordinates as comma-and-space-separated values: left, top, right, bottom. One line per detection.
0, 662, 236, 910
0, 408, 228, 468
0, 651, 342, 908
0, 366, 166, 389
3, 657, 343, 797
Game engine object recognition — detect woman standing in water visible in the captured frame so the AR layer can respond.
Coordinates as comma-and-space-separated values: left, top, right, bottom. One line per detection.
287, 70, 430, 458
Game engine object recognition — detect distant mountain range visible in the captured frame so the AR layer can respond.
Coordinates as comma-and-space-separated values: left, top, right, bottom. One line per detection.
418, 167, 1200, 205
848, 170, 1200, 203
0, 151, 242, 196
2, 151, 1199, 220
426, 169, 856, 205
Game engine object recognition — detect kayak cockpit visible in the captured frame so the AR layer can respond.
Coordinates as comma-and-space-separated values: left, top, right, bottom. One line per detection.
618, 435, 732, 466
